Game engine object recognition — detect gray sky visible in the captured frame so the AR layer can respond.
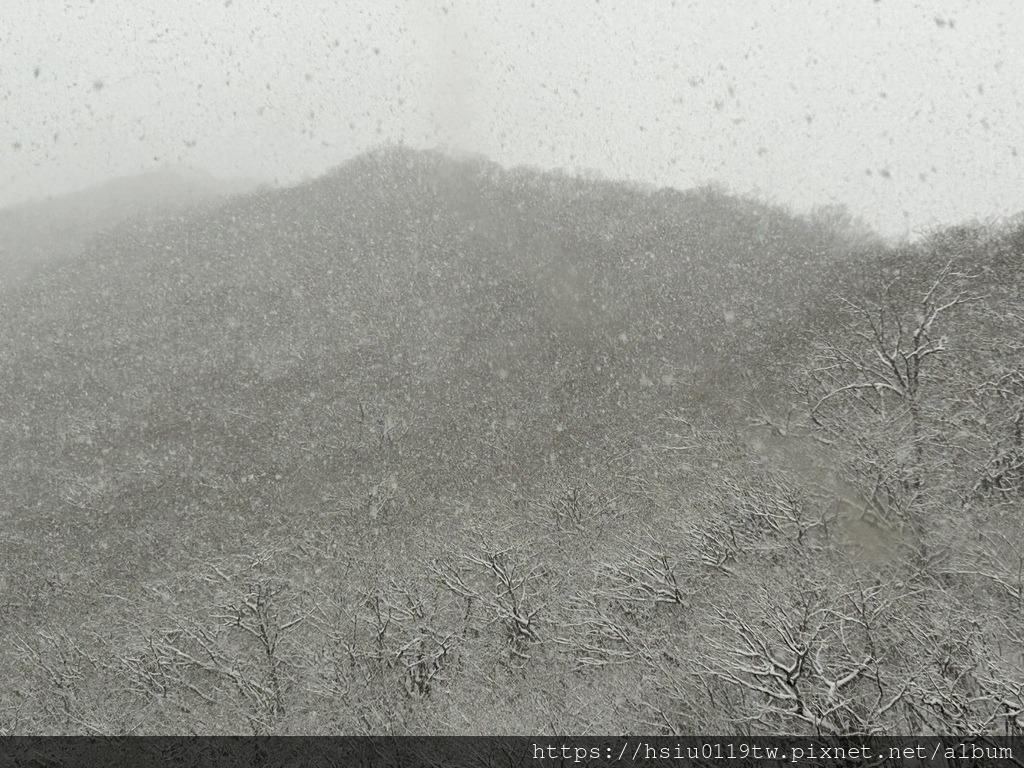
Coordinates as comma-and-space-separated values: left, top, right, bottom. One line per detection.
2, 0, 1022, 238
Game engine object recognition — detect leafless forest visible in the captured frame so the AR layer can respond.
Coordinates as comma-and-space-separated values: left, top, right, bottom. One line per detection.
1, 147, 1023, 735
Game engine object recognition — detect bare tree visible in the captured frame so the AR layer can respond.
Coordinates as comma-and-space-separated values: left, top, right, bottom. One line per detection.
800, 260, 981, 543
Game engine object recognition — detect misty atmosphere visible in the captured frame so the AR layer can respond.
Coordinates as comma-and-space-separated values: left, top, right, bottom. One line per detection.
2, 1, 1024, 739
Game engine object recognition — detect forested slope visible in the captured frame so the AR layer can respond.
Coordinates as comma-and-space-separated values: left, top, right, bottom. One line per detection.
1, 147, 1021, 735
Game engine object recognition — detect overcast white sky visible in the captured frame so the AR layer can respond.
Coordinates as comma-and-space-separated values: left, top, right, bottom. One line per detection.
2, 0, 1022, 238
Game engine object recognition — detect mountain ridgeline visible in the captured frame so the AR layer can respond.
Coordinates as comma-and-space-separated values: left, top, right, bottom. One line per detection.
0, 147, 854, 524
3, 147, 1024, 735
0, 168, 258, 290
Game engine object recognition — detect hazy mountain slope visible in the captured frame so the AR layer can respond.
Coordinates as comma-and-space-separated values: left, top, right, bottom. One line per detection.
24, 148, 1016, 735
5, 148, 1024, 735
0, 168, 258, 289
0, 147, 847, 619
